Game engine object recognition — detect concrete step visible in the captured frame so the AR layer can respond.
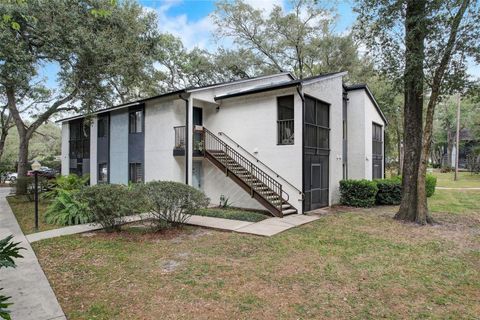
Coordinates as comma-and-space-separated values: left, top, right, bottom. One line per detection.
282, 209, 297, 215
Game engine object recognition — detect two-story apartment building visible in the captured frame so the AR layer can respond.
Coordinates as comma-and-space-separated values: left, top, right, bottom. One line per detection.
59, 71, 387, 217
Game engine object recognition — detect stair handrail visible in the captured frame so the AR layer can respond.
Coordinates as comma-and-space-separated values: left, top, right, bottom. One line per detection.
203, 128, 287, 210
218, 131, 304, 200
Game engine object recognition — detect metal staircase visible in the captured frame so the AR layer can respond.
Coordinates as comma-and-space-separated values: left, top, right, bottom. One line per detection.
202, 128, 298, 218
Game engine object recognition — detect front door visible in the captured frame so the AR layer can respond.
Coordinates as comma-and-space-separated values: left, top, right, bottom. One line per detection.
309, 159, 329, 210
192, 161, 202, 190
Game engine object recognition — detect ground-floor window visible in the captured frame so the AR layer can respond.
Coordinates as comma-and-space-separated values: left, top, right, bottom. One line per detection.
98, 163, 108, 183
129, 163, 143, 183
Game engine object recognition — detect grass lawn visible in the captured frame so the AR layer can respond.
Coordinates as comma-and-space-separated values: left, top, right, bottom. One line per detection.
32, 189, 480, 320
6, 195, 58, 234
193, 207, 268, 222
431, 170, 480, 188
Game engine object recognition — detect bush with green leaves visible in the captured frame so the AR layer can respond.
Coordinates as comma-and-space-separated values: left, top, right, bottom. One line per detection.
44, 190, 92, 226
426, 173, 437, 197
375, 177, 402, 205
43, 174, 90, 199
78, 184, 137, 232
339, 179, 378, 207
1, 235, 24, 320
143, 181, 209, 229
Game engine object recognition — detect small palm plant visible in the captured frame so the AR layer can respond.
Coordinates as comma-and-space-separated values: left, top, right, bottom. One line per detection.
0, 235, 24, 320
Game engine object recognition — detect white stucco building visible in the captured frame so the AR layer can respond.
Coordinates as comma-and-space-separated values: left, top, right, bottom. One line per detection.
59, 72, 387, 217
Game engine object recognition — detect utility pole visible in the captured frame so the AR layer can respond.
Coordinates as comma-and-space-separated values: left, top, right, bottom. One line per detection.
454, 94, 461, 181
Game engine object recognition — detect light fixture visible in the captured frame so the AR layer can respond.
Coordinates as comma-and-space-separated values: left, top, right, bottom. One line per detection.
31, 160, 41, 172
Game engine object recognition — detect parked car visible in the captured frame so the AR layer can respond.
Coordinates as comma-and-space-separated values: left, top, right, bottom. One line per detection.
5, 172, 17, 182
26, 166, 57, 179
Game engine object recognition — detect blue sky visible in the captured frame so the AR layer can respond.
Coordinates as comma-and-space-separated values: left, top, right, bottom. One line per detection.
40, 0, 479, 89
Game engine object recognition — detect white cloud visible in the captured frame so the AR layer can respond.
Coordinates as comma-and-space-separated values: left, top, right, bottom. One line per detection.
243, 0, 284, 13
146, 0, 217, 50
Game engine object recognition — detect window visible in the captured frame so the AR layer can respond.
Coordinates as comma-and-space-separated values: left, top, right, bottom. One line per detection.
129, 110, 143, 133
277, 95, 294, 145
98, 118, 107, 138
372, 123, 383, 179
69, 119, 90, 159
129, 163, 143, 183
98, 163, 108, 183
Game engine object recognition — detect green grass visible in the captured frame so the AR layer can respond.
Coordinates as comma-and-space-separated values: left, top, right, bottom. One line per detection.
193, 207, 268, 222
32, 189, 480, 320
6, 195, 58, 234
431, 170, 480, 188
429, 189, 480, 214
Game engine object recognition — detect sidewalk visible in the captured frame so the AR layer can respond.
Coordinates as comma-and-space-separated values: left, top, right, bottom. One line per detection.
0, 188, 66, 320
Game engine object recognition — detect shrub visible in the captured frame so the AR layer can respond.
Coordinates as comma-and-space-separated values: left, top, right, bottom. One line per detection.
375, 178, 402, 205
426, 174, 437, 197
78, 184, 136, 232
43, 174, 90, 199
143, 181, 209, 229
339, 179, 378, 207
44, 190, 92, 226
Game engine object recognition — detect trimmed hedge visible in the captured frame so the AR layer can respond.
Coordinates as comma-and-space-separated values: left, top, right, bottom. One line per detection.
339, 179, 378, 207
426, 174, 437, 197
375, 178, 402, 205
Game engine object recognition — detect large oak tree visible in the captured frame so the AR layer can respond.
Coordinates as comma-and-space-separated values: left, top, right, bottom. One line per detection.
355, 0, 479, 224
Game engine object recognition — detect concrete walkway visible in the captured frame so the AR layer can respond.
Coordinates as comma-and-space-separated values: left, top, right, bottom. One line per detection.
0, 188, 66, 320
25, 212, 320, 243
436, 187, 480, 190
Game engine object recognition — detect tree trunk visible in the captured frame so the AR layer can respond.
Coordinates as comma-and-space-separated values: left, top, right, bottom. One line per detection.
394, 0, 427, 222
415, 0, 469, 224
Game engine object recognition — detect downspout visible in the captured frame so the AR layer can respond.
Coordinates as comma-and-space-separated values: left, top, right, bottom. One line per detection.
296, 84, 305, 213
179, 93, 189, 184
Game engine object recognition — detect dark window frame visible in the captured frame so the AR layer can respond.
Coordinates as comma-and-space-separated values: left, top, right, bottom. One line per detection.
129, 110, 143, 134
372, 122, 383, 179
277, 95, 295, 145
98, 163, 108, 184
304, 95, 330, 155
128, 163, 143, 183
69, 119, 90, 159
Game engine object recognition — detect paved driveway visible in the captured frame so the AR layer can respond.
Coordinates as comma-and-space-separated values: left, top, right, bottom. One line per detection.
0, 188, 66, 320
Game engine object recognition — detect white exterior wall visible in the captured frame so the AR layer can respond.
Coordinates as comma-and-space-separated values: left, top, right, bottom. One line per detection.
144, 98, 186, 182
199, 87, 303, 212
346, 90, 367, 179
89, 117, 98, 185
303, 76, 344, 205
346, 89, 386, 180
364, 93, 386, 179
61, 122, 69, 176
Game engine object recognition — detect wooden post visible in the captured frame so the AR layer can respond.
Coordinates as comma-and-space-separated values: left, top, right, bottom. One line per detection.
454, 94, 461, 181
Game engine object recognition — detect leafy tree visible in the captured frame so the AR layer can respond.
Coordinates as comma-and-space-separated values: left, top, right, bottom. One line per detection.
0, 0, 159, 192
213, 0, 373, 81
355, 0, 479, 224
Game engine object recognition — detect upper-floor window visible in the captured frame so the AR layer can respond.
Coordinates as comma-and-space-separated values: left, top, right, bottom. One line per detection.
277, 95, 294, 145
69, 119, 90, 159
98, 117, 107, 138
129, 110, 143, 133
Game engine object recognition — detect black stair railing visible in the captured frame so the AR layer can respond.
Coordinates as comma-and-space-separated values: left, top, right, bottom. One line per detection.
203, 128, 284, 213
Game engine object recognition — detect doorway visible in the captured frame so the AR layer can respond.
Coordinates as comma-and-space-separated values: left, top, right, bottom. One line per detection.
192, 161, 203, 190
